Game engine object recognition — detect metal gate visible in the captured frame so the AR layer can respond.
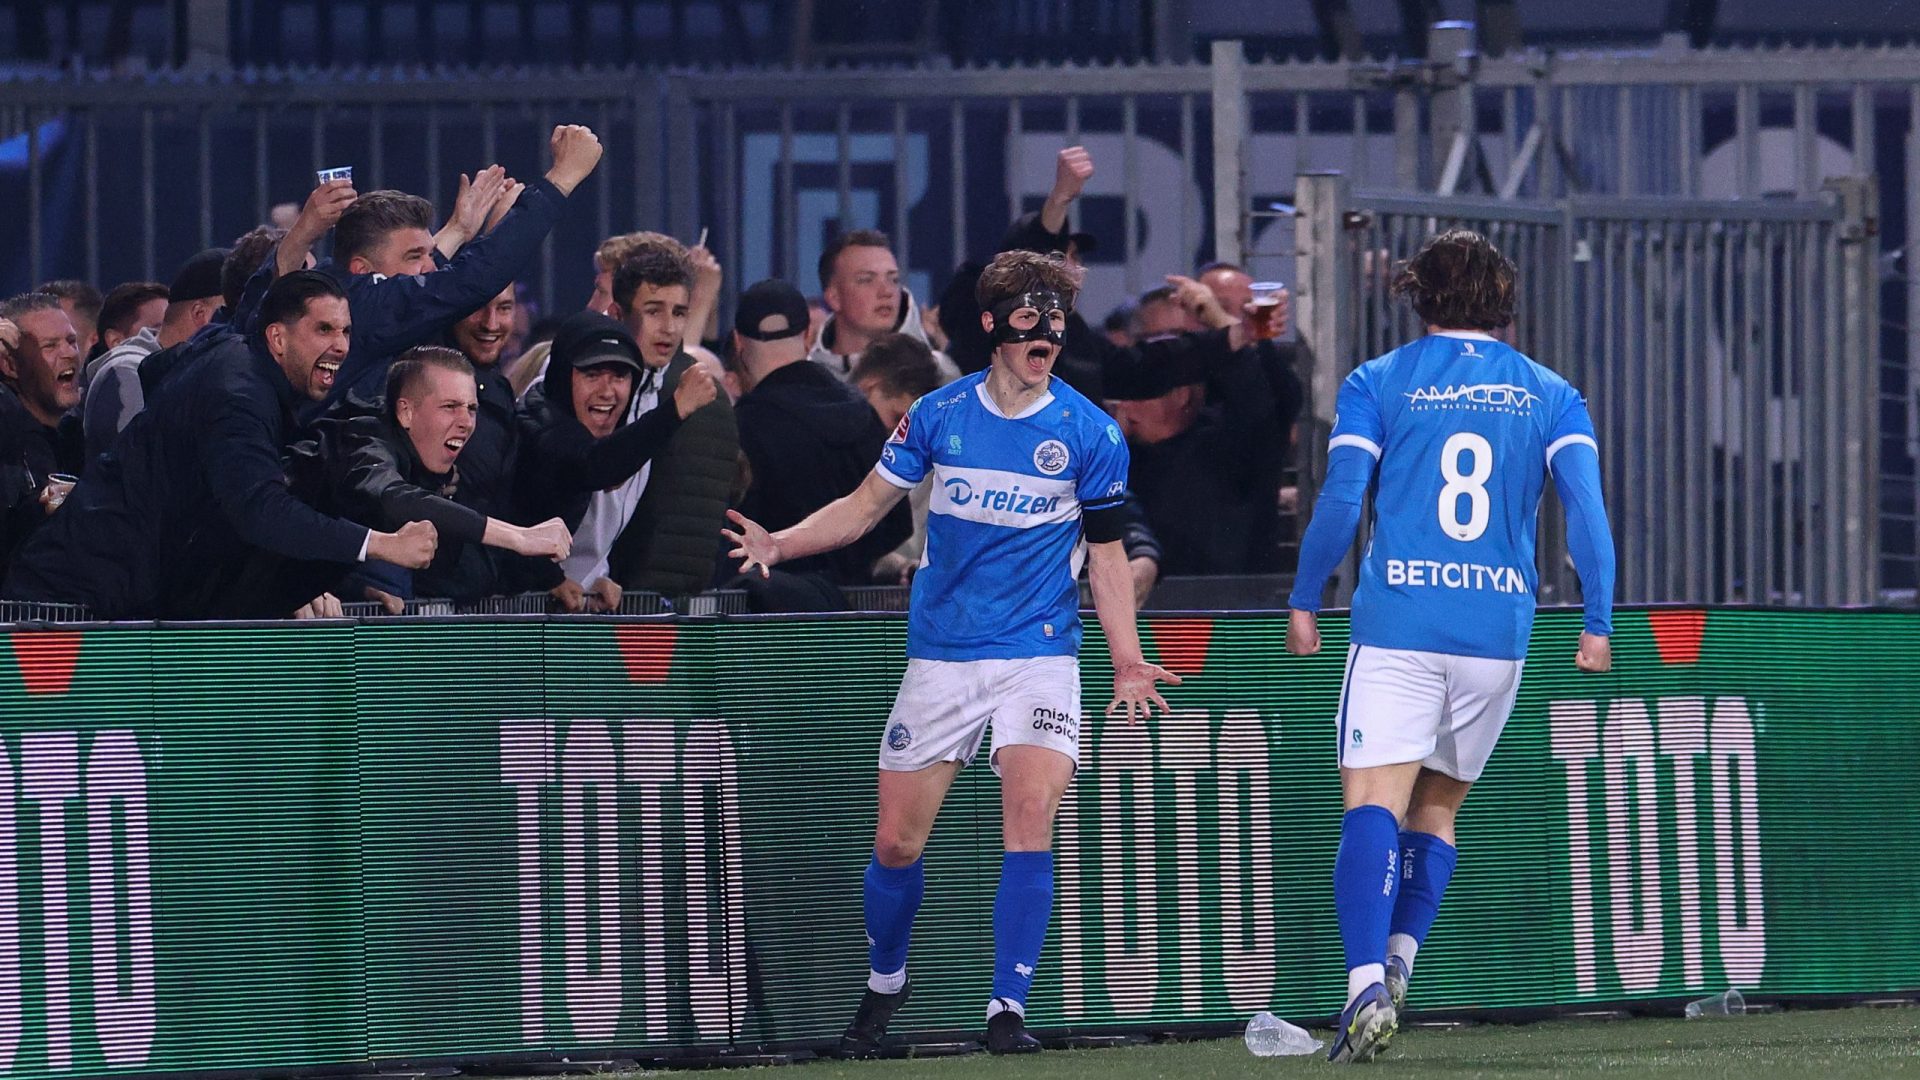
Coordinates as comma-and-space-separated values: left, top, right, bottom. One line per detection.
1293, 172, 1879, 608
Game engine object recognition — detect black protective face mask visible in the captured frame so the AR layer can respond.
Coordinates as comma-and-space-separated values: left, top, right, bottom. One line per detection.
989, 290, 1069, 348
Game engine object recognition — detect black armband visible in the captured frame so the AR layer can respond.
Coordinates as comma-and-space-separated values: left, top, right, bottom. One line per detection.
1081, 503, 1129, 544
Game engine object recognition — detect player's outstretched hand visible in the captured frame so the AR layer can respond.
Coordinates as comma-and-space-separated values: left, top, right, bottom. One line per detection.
1106, 660, 1181, 725
1575, 632, 1612, 673
1286, 609, 1320, 656
722, 509, 780, 578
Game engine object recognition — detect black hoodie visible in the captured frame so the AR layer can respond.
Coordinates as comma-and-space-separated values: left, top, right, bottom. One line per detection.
514, 314, 685, 588
734, 358, 910, 585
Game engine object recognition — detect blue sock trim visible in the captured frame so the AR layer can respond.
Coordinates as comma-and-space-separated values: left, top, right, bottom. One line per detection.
864, 853, 924, 976
991, 851, 1054, 1007
1389, 830, 1458, 946
1332, 805, 1400, 974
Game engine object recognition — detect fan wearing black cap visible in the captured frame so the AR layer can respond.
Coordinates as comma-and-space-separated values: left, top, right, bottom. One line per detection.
82, 248, 229, 464
514, 310, 717, 611
731, 278, 911, 591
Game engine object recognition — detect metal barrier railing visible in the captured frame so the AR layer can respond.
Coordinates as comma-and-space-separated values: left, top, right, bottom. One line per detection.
1293, 173, 1879, 607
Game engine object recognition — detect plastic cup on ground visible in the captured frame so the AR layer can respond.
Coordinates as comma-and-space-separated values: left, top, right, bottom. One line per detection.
1248, 281, 1286, 340
1244, 1011, 1324, 1056
1684, 988, 1745, 1019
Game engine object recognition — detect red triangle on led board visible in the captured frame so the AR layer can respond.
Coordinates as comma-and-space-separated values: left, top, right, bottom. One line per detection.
10, 631, 82, 696
1647, 609, 1707, 666
1146, 618, 1213, 677
613, 624, 678, 684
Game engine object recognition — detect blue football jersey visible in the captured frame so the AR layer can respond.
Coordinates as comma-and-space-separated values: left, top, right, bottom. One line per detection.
1332, 332, 1598, 660
874, 371, 1130, 661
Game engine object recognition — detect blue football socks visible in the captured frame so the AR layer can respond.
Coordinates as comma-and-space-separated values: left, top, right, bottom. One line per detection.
864, 852, 924, 993
990, 851, 1055, 1012
1387, 830, 1458, 972
1333, 805, 1401, 1002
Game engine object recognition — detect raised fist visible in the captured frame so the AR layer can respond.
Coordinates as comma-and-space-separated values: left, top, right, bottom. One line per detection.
1052, 146, 1094, 203
673, 363, 718, 418
545, 125, 604, 196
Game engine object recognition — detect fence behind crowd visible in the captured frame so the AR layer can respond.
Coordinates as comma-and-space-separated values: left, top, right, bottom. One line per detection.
1290, 175, 1880, 608
2, 31, 1917, 597
0, 607, 1910, 1077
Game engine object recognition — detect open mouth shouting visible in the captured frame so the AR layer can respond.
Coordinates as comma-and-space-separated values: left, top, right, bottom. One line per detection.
1022, 342, 1054, 378
314, 358, 340, 393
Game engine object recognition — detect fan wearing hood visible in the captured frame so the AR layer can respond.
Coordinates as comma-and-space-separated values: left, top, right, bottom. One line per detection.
515, 311, 717, 609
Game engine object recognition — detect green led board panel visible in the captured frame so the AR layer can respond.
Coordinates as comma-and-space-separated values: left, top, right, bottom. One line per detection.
0, 608, 1908, 1076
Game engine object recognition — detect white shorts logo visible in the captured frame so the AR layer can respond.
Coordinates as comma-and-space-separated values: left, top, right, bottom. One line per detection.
1033, 439, 1069, 475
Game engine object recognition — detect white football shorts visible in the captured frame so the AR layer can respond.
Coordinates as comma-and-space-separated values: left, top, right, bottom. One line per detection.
1335, 643, 1524, 782
879, 656, 1082, 775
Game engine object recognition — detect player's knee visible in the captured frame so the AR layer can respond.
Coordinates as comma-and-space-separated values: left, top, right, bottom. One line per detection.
1403, 803, 1458, 843
1001, 792, 1059, 848
872, 827, 927, 867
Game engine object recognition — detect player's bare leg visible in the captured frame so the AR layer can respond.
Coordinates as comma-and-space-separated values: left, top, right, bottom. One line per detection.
1329, 761, 1422, 1063
840, 762, 960, 1059
1385, 768, 1472, 1013
875, 762, 959, 866
985, 744, 1075, 1054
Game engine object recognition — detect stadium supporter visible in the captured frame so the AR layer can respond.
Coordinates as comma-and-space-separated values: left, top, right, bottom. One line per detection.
733, 279, 910, 593
1109, 283, 1290, 574
808, 229, 960, 384
600, 241, 740, 597
91, 281, 169, 359
132, 227, 305, 412
222, 227, 291, 319
289, 346, 573, 601
251, 124, 603, 409
3, 272, 440, 619
723, 249, 1178, 1056
84, 249, 226, 463
36, 281, 102, 358
514, 311, 716, 611
941, 146, 1253, 402
438, 284, 521, 521
0, 293, 85, 572
1286, 230, 1615, 1062
1197, 259, 1305, 558
851, 332, 943, 586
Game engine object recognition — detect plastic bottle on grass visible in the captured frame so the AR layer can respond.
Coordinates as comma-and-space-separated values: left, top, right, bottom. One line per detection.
1244, 1011, 1325, 1056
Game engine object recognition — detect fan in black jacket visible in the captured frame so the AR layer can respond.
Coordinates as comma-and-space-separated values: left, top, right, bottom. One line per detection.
514, 311, 717, 610
289, 346, 572, 602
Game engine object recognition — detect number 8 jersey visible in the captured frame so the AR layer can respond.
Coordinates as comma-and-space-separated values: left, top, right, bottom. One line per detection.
1296, 330, 1613, 660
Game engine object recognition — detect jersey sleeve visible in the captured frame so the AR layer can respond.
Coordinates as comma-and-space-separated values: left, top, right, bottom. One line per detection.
1077, 418, 1131, 514
1545, 382, 1599, 468
1327, 365, 1385, 460
874, 395, 933, 488
1076, 418, 1132, 543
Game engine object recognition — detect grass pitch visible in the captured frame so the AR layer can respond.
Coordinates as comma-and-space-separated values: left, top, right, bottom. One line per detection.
772, 1006, 1920, 1079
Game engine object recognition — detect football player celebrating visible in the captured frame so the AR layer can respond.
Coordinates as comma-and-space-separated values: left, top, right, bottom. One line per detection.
724, 249, 1178, 1055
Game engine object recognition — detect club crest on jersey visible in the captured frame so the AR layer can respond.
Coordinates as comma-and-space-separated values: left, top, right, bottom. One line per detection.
948, 434, 963, 455
1033, 439, 1070, 475
1404, 382, 1540, 415
887, 723, 913, 751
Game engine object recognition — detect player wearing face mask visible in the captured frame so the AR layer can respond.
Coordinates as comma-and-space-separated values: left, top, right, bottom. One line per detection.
723, 250, 1178, 1056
